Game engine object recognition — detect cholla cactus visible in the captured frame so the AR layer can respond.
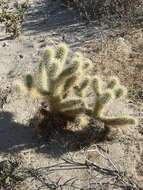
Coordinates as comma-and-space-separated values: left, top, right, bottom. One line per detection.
17, 43, 90, 118
84, 77, 137, 127
17, 43, 137, 128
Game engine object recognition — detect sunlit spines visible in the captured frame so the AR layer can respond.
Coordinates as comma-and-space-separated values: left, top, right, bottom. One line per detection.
92, 77, 102, 96
55, 43, 69, 65
42, 47, 55, 65
59, 98, 84, 111
107, 76, 120, 89
93, 90, 113, 118
114, 86, 127, 99
37, 62, 49, 93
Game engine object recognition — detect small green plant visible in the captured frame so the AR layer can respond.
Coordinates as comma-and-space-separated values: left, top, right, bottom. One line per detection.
0, 0, 29, 38
0, 159, 22, 189
17, 43, 137, 129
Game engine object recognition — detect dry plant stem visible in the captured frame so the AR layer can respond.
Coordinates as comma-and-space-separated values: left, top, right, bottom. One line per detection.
10, 157, 141, 190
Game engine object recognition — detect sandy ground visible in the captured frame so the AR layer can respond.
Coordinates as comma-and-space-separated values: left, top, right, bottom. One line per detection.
0, 0, 143, 189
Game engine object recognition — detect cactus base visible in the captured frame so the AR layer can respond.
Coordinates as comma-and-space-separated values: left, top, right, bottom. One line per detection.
32, 109, 111, 147
33, 108, 75, 139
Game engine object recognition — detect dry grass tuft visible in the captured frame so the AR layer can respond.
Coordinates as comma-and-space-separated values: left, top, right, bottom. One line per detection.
62, 0, 143, 26
0, 0, 29, 38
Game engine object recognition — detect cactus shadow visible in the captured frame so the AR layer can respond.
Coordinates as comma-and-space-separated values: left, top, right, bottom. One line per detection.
0, 111, 38, 153
0, 36, 14, 42
36, 125, 110, 158
0, 111, 109, 158
32, 109, 110, 158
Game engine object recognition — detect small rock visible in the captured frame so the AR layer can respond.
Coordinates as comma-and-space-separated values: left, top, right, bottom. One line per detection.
138, 125, 143, 135
19, 54, 23, 59
2, 42, 8, 47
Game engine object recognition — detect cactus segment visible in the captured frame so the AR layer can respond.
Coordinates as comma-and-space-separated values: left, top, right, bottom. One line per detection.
100, 116, 137, 127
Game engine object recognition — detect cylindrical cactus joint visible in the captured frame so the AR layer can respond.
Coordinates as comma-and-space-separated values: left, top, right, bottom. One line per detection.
24, 74, 33, 89
55, 43, 69, 62
115, 86, 127, 99
107, 77, 120, 89
43, 48, 55, 64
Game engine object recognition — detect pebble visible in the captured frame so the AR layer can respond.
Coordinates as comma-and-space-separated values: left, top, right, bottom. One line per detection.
19, 54, 24, 59
2, 42, 8, 47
